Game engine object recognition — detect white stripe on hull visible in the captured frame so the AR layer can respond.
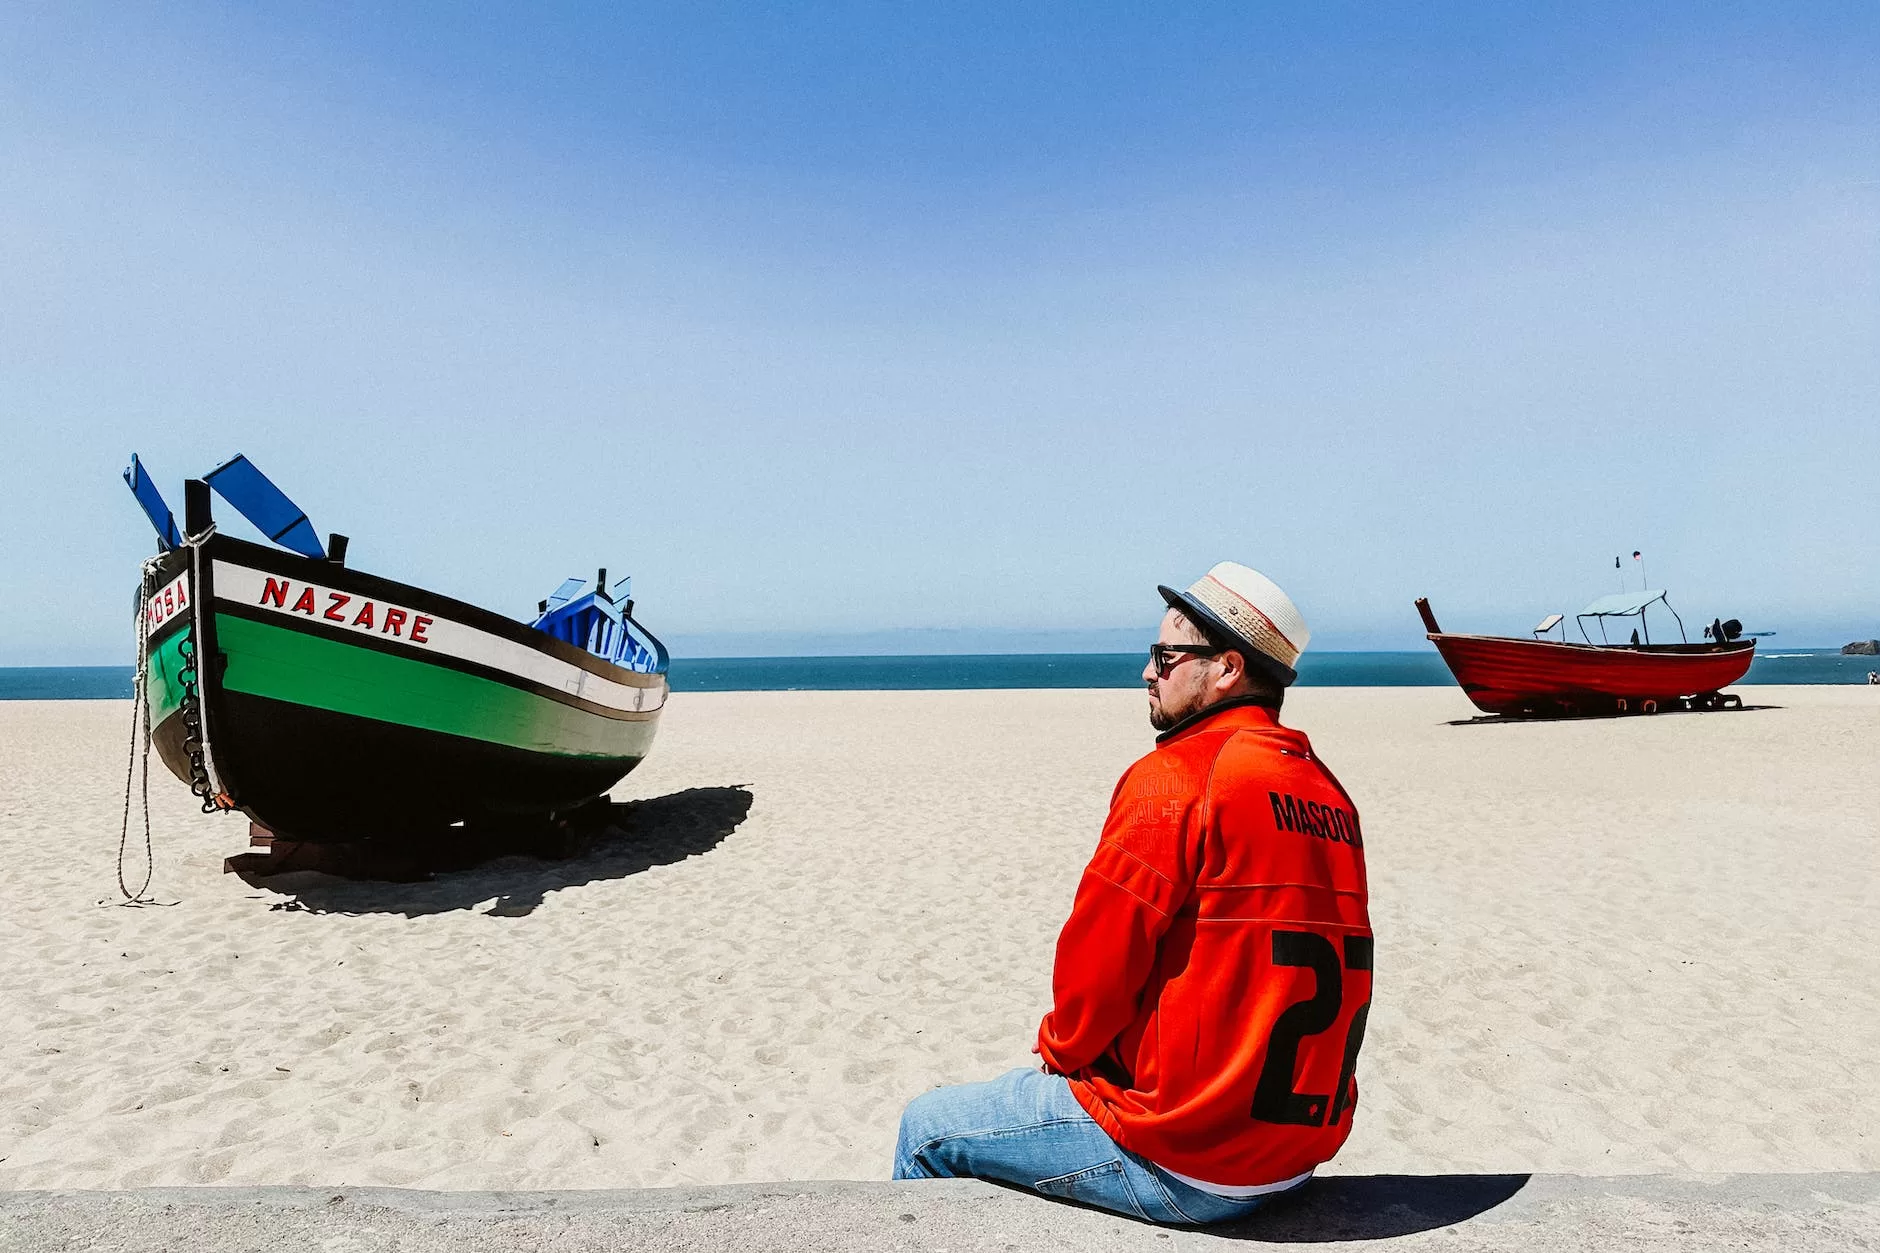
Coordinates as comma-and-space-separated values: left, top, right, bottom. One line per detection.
212, 561, 668, 715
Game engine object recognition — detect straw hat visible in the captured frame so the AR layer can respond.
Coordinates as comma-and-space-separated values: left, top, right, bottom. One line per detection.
1158, 562, 1310, 687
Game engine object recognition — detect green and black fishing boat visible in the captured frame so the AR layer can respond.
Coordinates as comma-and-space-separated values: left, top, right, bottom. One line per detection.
125, 454, 668, 844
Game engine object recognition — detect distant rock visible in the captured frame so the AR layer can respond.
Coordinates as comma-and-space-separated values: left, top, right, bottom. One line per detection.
1842, 640, 1880, 655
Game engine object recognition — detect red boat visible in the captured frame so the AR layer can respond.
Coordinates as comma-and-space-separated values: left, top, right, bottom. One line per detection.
1416, 592, 1755, 717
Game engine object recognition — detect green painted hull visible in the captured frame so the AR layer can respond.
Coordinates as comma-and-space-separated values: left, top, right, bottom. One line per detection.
212, 612, 650, 759
145, 628, 191, 729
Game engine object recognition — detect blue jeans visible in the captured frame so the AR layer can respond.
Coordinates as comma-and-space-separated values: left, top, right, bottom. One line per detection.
893, 1067, 1286, 1225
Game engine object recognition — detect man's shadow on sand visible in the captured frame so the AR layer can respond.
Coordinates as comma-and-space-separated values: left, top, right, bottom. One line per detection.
243, 785, 753, 918
1213, 1173, 1531, 1241
1016, 1173, 1530, 1241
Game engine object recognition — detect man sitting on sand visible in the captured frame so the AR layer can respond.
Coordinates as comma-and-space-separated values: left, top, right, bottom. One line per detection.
894, 563, 1373, 1226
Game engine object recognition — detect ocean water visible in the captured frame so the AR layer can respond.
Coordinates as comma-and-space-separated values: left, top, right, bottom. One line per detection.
2, 648, 1870, 699
670, 651, 1455, 690
0, 667, 138, 700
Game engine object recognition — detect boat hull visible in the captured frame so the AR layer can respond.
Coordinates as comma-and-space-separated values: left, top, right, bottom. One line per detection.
139, 535, 666, 842
1428, 632, 1756, 716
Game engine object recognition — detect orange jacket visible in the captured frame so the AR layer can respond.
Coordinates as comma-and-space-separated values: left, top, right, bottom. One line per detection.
1036, 698, 1372, 1187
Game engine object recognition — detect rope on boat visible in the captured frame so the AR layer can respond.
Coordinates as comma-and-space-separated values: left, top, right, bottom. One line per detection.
115, 557, 161, 904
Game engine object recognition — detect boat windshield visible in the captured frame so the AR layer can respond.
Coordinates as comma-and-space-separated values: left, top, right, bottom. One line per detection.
1575, 590, 1686, 646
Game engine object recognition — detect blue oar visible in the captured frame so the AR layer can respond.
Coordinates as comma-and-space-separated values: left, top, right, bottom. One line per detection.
202, 453, 326, 559
123, 454, 182, 549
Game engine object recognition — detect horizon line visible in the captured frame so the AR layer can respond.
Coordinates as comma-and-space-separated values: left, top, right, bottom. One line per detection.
0, 644, 1858, 671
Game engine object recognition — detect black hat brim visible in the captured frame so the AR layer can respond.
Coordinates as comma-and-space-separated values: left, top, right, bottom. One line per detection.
1158, 585, 1298, 687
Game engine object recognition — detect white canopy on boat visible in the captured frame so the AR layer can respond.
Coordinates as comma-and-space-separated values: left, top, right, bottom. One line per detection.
1578, 590, 1668, 617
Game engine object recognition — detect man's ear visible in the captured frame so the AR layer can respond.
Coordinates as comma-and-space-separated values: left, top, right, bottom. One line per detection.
1216, 648, 1248, 692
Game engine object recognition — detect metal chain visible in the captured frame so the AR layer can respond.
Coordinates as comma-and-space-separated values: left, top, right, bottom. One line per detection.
175, 632, 219, 812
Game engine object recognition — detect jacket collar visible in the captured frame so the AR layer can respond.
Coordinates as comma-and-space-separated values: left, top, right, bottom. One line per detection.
1154, 695, 1283, 745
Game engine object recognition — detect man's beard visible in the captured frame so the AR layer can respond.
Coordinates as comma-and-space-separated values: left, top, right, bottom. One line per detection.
1147, 684, 1176, 731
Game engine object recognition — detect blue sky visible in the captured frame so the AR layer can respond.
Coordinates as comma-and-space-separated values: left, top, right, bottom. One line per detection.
3, 3, 1876, 662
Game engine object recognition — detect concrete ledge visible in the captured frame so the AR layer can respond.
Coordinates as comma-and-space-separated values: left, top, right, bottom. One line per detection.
2, 1173, 1877, 1251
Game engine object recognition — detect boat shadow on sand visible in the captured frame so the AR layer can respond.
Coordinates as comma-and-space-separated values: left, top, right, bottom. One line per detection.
1443, 702, 1780, 727
237, 785, 753, 918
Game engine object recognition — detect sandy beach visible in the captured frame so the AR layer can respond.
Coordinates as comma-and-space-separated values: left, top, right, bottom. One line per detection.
1, 685, 1875, 1192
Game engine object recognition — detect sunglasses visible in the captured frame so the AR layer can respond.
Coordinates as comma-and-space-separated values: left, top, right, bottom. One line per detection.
1148, 642, 1223, 677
